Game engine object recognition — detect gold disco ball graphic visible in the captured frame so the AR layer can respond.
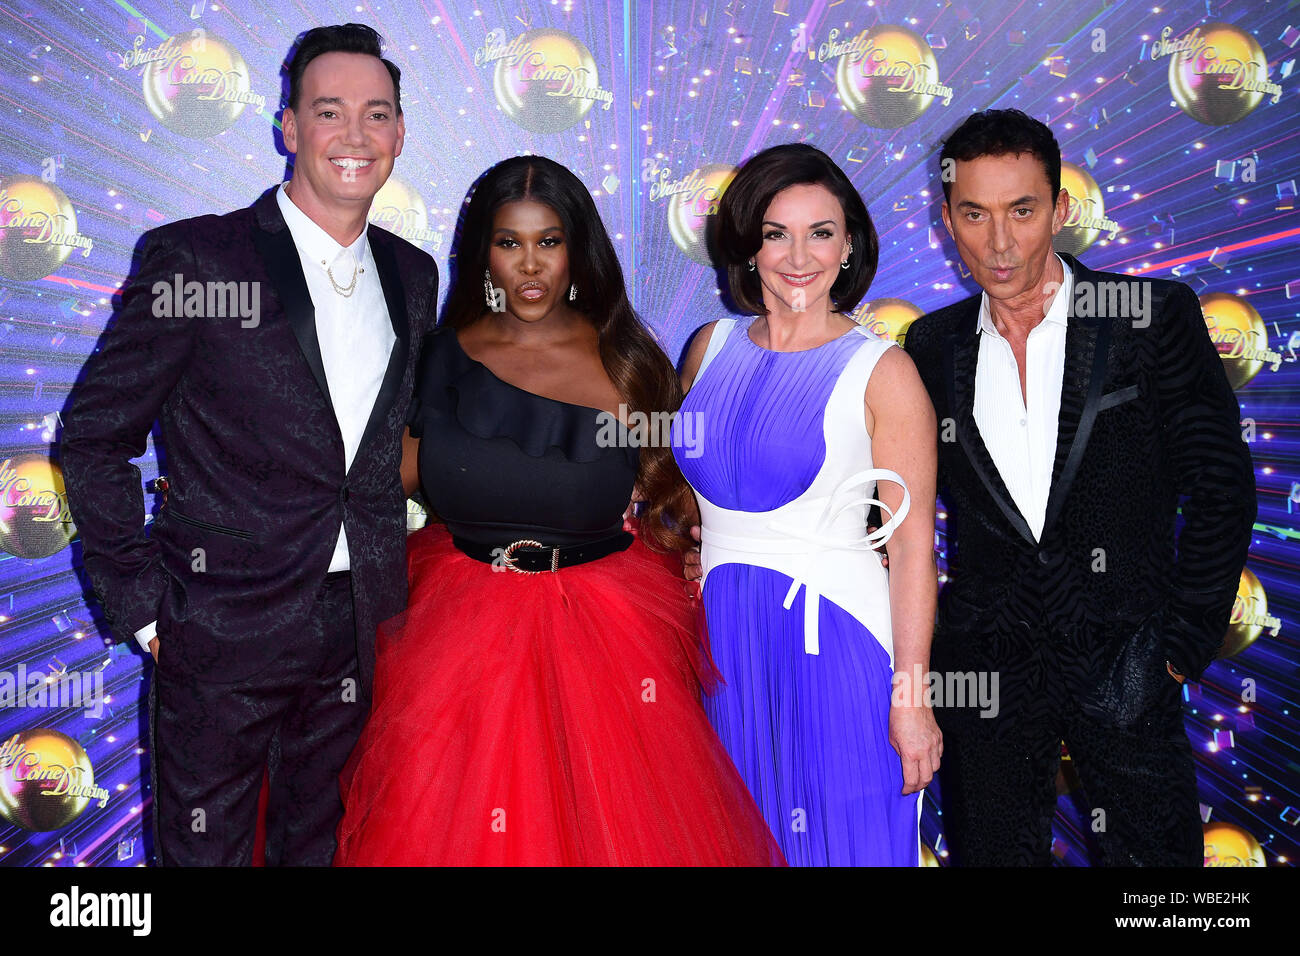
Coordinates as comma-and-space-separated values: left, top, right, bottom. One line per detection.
0, 454, 76, 559
667, 163, 736, 265
1168, 23, 1271, 126
835, 25, 948, 129
0, 729, 97, 832
920, 844, 941, 866
1056, 162, 1113, 258
142, 33, 255, 138
1200, 292, 1268, 390
369, 176, 438, 249
1203, 821, 1266, 867
491, 29, 604, 134
0, 175, 87, 281
857, 297, 923, 346
1222, 567, 1271, 659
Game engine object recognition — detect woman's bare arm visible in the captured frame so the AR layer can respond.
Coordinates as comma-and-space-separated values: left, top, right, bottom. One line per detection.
866, 345, 942, 794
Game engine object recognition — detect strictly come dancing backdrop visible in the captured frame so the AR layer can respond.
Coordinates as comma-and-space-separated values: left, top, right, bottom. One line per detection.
0, 0, 1295, 868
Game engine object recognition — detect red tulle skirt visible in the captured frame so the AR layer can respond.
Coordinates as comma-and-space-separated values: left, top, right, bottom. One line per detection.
334, 523, 785, 866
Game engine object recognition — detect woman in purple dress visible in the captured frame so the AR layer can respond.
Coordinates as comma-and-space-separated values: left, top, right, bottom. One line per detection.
672, 143, 942, 865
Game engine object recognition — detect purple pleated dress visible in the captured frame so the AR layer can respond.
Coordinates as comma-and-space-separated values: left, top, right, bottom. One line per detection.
672, 317, 922, 866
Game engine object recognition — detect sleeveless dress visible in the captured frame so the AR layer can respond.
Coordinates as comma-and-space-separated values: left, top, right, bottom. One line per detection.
334, 326, 785, 866
672, 317, 922, 866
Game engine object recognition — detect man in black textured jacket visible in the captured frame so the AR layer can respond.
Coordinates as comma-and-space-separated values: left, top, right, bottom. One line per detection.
903, 109, 1255, 866
61, 24, 438, 865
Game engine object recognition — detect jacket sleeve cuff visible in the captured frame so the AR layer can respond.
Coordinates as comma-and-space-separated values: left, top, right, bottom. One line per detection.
1162, 601, 1230, 682
133, 620, 158, 654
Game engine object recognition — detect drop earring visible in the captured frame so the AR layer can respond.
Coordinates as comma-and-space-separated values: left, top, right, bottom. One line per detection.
747, 259, 756, 271
841, 243, 853, 270
568, 283, 577, 302
483, 269, 495, 309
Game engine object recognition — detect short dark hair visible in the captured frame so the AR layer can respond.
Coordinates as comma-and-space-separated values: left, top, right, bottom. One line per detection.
939, 108, 1060, 203
286, 23, 401, 115
715, 143, 878, 315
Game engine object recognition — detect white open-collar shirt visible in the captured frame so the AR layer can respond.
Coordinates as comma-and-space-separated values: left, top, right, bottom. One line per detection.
972, 254, 1072, 543
276, 183, 396, 573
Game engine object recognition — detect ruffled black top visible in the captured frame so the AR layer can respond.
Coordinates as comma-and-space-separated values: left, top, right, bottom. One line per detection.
410, 326, 639, 547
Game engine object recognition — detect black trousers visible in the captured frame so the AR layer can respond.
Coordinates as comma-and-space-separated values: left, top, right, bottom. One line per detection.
935, 653, 1203, 867
149, 572, 369, 865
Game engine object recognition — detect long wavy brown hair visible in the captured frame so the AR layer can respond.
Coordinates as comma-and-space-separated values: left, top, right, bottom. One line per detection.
442, 155, 697, 551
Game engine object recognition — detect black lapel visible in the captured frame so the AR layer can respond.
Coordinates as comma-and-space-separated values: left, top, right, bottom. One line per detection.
944, 299, 1037, 545
1041, 254, 1112, 535
251, 188, 334, 415
349, 226, 410, 475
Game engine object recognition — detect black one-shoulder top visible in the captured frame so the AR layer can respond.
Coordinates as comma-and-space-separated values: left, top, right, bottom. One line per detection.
409, 326, 639, 548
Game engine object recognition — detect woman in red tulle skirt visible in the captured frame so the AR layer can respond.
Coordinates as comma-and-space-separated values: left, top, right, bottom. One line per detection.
334, 155, 784, 866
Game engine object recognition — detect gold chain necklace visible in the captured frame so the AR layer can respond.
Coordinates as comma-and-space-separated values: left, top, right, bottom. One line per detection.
324, 257, 362, 297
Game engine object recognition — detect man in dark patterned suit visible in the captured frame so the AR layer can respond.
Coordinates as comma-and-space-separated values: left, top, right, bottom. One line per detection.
903, 109, 1255, 866
60, 24, 438, 865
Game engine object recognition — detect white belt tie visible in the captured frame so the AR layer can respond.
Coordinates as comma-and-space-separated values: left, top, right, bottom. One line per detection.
701, 468, 909, 655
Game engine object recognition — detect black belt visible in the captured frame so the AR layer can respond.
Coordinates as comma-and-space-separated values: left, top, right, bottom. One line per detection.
453, 531, 633, 573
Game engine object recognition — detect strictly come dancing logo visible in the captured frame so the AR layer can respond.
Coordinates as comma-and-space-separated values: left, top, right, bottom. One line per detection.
0, 454, 76, 559
644, 159, 737, 265
1223, 566, 1280, 658
1202, 822, 1267, 866
119, 30, 266, 138
0, 729, 108, 832
819, 24, 953, 128
1055, 162, 1120, 258
0, 175, 93, 281
476, 28, 613, 134
369, 177, 444, 252
854, 298, 923, 346
1200, 292, 1281, 390
1151, 21, 1282, 126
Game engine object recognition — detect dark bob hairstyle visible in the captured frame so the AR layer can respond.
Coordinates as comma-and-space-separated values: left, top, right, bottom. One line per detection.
714, 143, 878, 315
939, 108, 1060, 204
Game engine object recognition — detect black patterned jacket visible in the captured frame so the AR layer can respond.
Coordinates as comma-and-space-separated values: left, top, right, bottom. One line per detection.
61, 186, 439, 694
904, 253, 1254, 724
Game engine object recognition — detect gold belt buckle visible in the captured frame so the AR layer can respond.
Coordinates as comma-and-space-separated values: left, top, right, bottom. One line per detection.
500, 539, 560, 574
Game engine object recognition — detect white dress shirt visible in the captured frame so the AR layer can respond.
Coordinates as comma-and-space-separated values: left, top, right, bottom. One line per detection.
973, 255, 1072, 542
276, 183, 395, 572
134, 185, 395, 652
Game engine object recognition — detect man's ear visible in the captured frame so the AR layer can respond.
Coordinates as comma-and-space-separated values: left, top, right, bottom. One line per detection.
1052, 188, 1069, 235
282, 107, 298, 155
940, 200, 954, 240
394, 112, 406, 159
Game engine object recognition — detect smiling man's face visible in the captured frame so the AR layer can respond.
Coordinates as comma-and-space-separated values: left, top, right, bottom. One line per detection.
282, 51, 405, 222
